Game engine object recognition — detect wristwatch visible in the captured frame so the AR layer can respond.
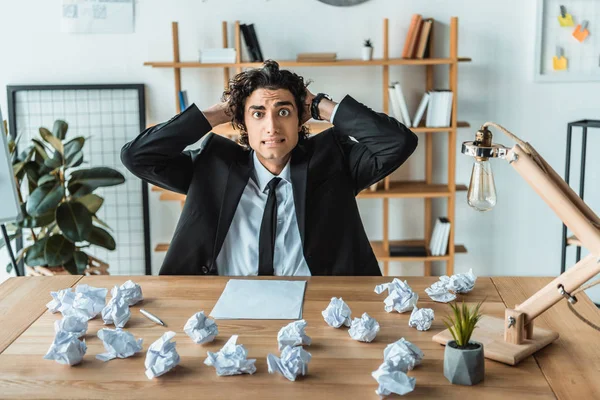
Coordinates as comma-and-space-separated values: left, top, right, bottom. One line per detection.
311, 93, 332, 121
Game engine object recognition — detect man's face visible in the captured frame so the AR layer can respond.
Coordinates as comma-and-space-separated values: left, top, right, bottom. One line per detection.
244, 88, 300, 171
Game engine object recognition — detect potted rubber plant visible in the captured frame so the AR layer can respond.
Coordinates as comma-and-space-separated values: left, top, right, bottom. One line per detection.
362, 38, 373, 61
442, 300, 484, 386
5, 119, 124, 275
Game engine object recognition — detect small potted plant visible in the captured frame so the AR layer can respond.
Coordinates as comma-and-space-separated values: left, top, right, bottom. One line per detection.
442, 300, 484, 386
362, 39, 373, 61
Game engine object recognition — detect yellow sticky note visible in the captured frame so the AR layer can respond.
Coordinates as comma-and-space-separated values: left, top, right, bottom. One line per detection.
558, 13, 574, 27
553, 56, 568, 70
573, 25, 590, 42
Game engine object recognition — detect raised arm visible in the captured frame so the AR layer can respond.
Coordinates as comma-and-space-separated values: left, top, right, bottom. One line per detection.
120, 102, 229, 194
330, 95, 418, 194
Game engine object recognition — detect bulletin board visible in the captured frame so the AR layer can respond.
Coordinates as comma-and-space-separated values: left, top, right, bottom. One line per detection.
6, 84, 152, 275
535, 0, 600, 82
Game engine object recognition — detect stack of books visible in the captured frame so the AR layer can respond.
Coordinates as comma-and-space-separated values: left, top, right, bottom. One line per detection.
199, 48, 236, 64
429, 217, 451, 256
388, 85, 453, 128
401, 14, 434, 59
240, 23, 264, 62
296, 52, 337, 62
424, 90, 453, 128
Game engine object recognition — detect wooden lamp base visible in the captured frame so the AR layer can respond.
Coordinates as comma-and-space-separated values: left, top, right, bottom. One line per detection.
432, 315, 559, 365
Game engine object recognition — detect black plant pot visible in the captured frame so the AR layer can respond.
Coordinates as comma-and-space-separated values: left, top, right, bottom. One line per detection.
443, 340, 484, 385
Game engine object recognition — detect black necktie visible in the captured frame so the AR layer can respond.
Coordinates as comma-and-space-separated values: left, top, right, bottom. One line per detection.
258, 177, 281, 275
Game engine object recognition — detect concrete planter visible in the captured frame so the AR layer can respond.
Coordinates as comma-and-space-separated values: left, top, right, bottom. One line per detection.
443, 340, 484, 385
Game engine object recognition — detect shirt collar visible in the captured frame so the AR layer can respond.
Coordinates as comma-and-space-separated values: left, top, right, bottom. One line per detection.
252, 151, 291, 193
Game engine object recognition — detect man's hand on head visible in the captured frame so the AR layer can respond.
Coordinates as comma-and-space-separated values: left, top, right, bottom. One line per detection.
301, 89, 315, 125
203, 101, 231, 128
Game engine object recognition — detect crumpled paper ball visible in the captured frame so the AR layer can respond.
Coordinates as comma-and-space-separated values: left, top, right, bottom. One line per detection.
145, 331, 180, 379
408, 306, 435, 331
96, 328, 143, 362
425, 280, 456, 303
204, 335, 256, 376
372, 360, 416, 396
321, 297, 352, 328
348, 312, 380, 342
267, 345, 312, 381
277, 319, 311, 350
374, 279, 419, 313
46, 288, 76, 314
425, 269, 477, 303
43, 330, 87, 366
184, 311, 219, 344
54, 314, 88, 338
383, 338, 424, 371
101, 286, 131, 328
115, 280, 143, 306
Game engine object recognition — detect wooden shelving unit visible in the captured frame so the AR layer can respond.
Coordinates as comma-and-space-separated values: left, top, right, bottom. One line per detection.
144, 17, 470, 276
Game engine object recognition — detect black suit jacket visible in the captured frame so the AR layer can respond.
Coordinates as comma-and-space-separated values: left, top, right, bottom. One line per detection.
121, 95, 418, 276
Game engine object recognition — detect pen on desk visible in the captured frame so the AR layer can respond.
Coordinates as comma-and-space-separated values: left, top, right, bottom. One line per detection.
140, 308, 166, 327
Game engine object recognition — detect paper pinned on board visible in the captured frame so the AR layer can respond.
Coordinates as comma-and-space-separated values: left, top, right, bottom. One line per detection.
209, 280, 307, 320
61, 0, 134, 34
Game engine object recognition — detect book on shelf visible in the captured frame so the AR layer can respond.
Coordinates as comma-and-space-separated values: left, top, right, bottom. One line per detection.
248, 23, 263, 62
392, 82, 412, 128
240, 23, 263, 62
412, 92, 430, 127
178, 90, 189, 112
415, 18, 433, 59
390, 244, 427, 257
402, 14, 422, 58
429, 217, 450, 256
425, 90, 453, 127
296, 52, 337, 62
388, 86, 404, 124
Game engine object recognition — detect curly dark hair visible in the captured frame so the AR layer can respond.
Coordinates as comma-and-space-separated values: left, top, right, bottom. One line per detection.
221, 60, 311, 148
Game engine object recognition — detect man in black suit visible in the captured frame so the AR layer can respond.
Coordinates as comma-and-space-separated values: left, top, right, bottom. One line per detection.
121, 60, 418, 276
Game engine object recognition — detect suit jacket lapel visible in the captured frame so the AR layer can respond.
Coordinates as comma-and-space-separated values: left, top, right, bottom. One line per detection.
212, 150, 252, 263
290, 143, 310, 245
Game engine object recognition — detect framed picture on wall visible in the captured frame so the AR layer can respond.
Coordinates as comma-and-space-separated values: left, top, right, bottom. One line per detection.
534, 0, 600, 82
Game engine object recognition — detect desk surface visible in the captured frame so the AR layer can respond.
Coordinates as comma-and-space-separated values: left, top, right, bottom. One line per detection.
0, 276, 598, 399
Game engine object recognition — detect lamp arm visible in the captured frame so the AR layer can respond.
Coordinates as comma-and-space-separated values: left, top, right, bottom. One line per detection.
504, 143, 600, 324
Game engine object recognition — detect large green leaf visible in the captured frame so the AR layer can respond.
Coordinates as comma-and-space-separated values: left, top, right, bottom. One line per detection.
19, 207, 55, 228
76, 193, 104, 214
66, 150, 84, 168
53, 120, 68, 140
87, 226, 116, 250
24, 237, 48, 267
39, 127, 64, 155
44, 234, 75, 267
31, 139, 50, 161
12, 161, 26, 179
64, 137, 84, 158
73, 251, 88, 273
92, 215, 112, 231
44, 151, 63, 170
37, 174, 58, 186
24, 161, 41, 184
68, 167, 125, 189
26, 182, 65, 217
56, 201, 92, 242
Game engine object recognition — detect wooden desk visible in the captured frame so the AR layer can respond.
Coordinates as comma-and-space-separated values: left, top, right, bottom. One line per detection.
0, 276, 598, 399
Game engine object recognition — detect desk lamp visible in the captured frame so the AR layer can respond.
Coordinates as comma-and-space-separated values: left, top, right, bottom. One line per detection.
432, 122, 600, 365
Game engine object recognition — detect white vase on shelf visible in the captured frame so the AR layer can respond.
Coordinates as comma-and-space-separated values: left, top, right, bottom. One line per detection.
361, 46, 373, 61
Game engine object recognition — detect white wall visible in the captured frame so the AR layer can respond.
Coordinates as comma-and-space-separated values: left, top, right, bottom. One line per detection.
1, 0, 599, 301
